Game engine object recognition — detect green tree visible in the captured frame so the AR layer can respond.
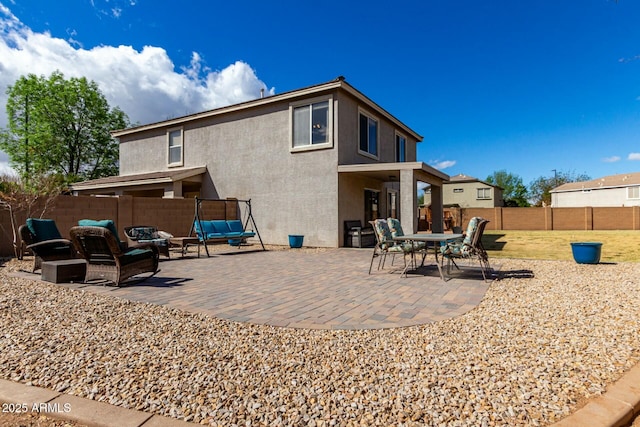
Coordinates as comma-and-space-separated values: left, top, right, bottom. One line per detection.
485, 170, 530, 207
529, 170, 591, 207
0, 71, 129, 185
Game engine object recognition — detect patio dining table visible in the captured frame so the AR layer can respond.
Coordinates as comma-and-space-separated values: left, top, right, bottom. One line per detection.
393, 233, 463, 280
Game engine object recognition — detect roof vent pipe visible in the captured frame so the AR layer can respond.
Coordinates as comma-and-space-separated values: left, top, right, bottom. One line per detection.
260, 88, 265, 98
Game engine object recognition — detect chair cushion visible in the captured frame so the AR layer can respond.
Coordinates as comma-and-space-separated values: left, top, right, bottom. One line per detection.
79, 219, 126, 251
386, 218, 404, 238
372, 219, 394, 249
128, 226, 158, 241
120, 247, 155, 266
26, 218, 62, 242
79, 219, 121, 243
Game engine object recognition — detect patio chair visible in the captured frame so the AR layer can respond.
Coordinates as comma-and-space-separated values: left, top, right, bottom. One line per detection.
440, 217, 492, 281
368, 219, 414, 274
19, 218, 76, 272
123, 225, 170, 258
69, 225, 159, 286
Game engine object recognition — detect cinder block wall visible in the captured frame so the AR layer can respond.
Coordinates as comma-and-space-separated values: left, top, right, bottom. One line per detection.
0, 195, 240, 257
3, 199, 640, 257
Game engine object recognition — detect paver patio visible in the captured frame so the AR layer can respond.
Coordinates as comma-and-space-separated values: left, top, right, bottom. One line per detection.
43, 247, 495, 330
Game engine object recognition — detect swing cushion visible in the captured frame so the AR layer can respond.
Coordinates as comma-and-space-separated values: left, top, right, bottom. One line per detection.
227, 220, 256, 237
194, 220, 244, 240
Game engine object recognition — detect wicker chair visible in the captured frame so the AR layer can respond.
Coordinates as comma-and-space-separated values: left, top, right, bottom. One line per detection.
123, 225, 170, 258
19, 218, 76, 272
70, 226, 159, 286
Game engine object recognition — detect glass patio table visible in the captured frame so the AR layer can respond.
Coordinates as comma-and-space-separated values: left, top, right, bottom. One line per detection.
392, 233, 463, 280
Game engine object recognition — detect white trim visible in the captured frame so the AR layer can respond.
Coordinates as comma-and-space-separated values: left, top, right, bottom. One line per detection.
289, 95, 334, 153
357, 108, 379, 160
395, 131, 407, 162
167, 127, 184, 167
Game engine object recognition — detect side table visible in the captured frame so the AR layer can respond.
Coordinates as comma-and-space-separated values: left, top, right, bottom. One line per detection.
169, 237, 201, 258
41, 259, 87, 283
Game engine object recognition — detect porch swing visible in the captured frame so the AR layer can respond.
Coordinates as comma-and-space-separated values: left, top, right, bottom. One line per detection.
190, 197, 265, 257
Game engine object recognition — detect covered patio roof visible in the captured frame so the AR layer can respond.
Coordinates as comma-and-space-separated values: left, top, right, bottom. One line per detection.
338, 162, 449, 233
337, 162, 448, 184
70, 166, 206, 196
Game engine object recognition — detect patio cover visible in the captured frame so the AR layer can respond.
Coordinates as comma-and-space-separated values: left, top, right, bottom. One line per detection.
338, 162, 449, 233
69, 166, 206, 198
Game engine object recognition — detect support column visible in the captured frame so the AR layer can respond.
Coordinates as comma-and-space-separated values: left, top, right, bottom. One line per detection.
164, 181, 183, 198
400, 169, 417, 234
430, 184, 444, 233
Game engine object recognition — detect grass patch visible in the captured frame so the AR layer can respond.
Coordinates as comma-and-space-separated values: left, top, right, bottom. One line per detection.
483, 230, 640, 262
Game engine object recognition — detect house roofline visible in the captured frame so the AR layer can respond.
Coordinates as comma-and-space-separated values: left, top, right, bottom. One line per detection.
112, 77, 424, 142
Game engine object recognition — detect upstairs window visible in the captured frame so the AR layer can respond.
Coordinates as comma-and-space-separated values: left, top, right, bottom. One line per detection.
168, 128, 183, 166
359, 111, 378, 158
477, 188, 491, 200
628, 186, 640, 199
291, 98, 331, 150
395, 133, 406, 162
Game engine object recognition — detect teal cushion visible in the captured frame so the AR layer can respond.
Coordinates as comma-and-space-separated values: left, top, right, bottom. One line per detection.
26, 218, 62, 242
78, 219, 121, 242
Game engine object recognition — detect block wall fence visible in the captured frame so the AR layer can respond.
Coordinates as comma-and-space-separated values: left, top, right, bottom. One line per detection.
2, 197, 640, 257
0, 195, 239, 257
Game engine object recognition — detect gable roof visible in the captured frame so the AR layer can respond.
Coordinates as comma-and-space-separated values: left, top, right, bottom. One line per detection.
551, 172, 640, 193
111, 76, 423, 142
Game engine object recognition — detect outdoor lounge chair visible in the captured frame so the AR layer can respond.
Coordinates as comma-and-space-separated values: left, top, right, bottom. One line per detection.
124, 225, 170, 258
440, 217, 492, 281
344, 220, 376, 248
70, 225, 159, 286
368, 219, 414, 274
19, 218, 76, 272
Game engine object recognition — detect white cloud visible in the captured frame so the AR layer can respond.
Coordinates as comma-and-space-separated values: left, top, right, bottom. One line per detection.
430, 160, 457, 170
0, 4, 275, 172
602, 156, 621, 163
629, 153, 640, 161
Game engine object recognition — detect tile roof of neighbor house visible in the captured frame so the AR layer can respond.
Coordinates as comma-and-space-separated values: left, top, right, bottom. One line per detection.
111, 76, 424, 142
69, 166, 206, 191
551, 171, 640, 193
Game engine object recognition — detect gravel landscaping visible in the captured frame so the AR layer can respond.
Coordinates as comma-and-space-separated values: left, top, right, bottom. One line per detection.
1, 257, 639, 426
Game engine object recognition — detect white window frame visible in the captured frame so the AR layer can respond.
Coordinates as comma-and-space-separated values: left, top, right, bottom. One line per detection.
395, 132, 406, 162
167, 127, 184, 167
289, 95, 333, 152
628, 186, 640, 199
477, 187, 491, 200
358, 108, 379, 160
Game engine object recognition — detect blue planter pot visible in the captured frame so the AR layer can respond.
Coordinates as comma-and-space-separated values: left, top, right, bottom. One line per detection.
571, 242, 602, 264
288, 235, 304, 248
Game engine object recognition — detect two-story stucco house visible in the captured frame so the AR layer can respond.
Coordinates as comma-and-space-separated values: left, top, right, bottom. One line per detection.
423, 174, 504, 208
551, 172, 640, 207
71, 77, 449, 247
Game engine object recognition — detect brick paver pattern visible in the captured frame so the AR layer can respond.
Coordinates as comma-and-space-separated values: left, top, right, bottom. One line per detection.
60, 248, 493, 330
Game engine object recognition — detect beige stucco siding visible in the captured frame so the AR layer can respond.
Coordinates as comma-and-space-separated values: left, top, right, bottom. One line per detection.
336, 92, 419, 165
119, 97, 340, 247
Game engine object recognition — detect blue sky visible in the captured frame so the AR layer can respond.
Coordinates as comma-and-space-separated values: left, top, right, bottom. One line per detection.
1, 0, 640, 185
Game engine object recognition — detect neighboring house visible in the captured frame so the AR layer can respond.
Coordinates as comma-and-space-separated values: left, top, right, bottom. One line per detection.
423, 174, 504, 208
71, 77, 449, 247
551, 172, 640, 207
